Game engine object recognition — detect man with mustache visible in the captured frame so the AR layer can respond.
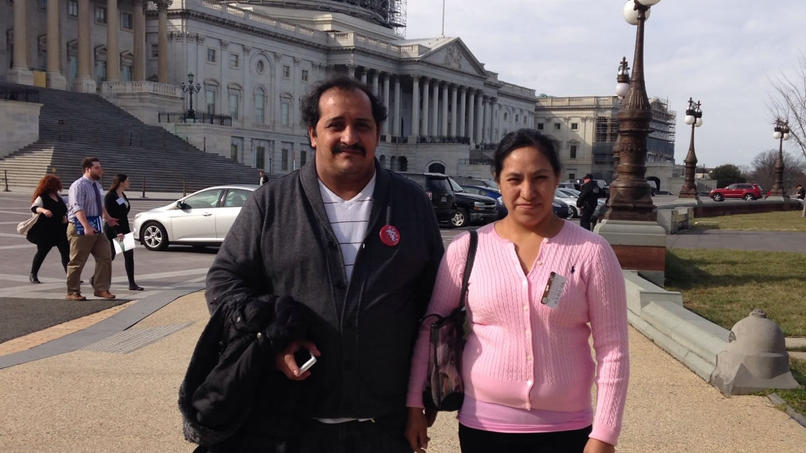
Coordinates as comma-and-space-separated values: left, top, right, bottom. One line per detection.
202, 76, 444, 452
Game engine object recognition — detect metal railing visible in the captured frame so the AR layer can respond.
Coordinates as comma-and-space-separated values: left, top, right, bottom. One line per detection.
157, 112, 233, 126
0, 87, 39, 103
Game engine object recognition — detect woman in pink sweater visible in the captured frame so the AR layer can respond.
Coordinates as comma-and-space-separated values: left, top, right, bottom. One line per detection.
406, 129, 629, 453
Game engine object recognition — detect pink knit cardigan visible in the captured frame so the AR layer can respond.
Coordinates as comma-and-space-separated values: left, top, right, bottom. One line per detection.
407, 221, 629, 445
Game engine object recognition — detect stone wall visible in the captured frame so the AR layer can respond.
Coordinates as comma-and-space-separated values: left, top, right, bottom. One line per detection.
0, 100, 41, 158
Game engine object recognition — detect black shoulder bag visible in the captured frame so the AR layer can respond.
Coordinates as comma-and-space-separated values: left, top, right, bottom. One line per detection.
422, 229, 478, 412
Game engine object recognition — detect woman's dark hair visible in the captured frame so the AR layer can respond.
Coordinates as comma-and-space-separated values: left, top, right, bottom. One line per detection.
108, 173, 128, 194
301, 76, 387, 131
493, 128, 561, 179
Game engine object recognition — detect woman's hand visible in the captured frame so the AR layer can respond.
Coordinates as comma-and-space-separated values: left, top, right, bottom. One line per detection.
39, 208, 53, 218
405, 406, 431, 453
583, 438, 615, 453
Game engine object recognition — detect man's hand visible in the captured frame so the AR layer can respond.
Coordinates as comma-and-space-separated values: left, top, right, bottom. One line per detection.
583, 438, 615, 453
405, 406, 431, 453
275, 340, 320, 381
83, 225, 96, 236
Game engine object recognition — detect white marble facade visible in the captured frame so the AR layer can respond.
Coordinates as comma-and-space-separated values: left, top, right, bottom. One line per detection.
1, 0, 537, 176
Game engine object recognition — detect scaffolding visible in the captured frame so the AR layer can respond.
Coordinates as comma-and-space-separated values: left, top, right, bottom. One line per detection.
221, 1, 407, 33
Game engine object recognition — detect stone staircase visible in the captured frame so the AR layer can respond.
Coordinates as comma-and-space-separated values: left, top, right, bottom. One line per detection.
0, 83, 257, 192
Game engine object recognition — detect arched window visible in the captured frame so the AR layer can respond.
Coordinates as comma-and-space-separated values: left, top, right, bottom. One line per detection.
379, 155, 387, 169
427, 162, 445, 174
390, 156, 398, 171
255, 88, 265, 124
399, 156, 408, 172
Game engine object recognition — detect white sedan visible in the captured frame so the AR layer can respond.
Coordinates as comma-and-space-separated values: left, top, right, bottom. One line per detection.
133, 185, 257, 251
554, 187, 605, 218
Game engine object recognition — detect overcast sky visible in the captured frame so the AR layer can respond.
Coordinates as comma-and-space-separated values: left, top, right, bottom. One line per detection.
403, 0, 806, 169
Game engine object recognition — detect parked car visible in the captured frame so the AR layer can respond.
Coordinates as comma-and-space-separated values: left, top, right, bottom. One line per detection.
554, 187, 605, 218
552, 198, 572, 219
446, 177, 499, 227
397, 172, 455, 223
463, 184, 507, 219
709, 183, 763, 201
454, 176, 499, 189
133, 185, 257, 251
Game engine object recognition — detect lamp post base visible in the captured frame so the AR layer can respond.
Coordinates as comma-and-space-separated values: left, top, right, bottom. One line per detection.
765, 194, 789, 202
595, 219, 667, 286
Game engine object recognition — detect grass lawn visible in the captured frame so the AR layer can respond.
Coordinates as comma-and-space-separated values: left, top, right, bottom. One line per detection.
692, 209, 806, 232
666, 248, 806, 416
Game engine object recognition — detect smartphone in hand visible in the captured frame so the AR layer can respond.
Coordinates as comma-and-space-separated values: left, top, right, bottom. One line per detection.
294, 348, 317, 373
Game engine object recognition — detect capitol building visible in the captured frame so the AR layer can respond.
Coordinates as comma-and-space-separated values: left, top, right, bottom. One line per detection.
1, 0, 538, 179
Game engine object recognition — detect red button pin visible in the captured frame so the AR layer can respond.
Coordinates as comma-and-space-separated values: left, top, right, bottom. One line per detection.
379, 225, 400, 247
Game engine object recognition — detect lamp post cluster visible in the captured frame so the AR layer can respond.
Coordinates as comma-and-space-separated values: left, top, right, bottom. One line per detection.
605, 0, 661, 222
768, 119, 790, 198
181, 72, 201, 120
678, 98, 703, 198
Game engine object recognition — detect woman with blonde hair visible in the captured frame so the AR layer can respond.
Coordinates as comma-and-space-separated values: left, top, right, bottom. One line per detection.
28, 174, 70, 283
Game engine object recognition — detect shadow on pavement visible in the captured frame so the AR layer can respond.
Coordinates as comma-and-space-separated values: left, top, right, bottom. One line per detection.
0, 297, 129, 343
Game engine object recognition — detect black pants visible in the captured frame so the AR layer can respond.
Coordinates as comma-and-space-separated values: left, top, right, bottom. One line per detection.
31, 240, 70, 276
110, 243, 137, 286
580, 208, 594, 231
298, 412, 411, 453
458, 424, 592, 453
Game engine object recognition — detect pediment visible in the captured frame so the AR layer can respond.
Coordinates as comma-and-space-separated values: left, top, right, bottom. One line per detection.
420, 38, 486, 77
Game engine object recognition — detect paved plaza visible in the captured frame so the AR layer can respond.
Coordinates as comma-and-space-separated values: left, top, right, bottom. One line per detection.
1, 190, 805, 452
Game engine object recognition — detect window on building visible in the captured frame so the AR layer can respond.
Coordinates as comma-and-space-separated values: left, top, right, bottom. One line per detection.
283, 65, 290, 78
399, 156, 408, 172
256, 145, 265, 170
515, 114, 519, 123
300, 150, 307, 167
121, 12, 133, 30
503, 112, 508, 121
570, 145, 577, 160
537, 122, 544, 130
229, 89, 241, 120
571, 122, 578, 130
67, 1, 78, 17
95, 60, 107, 82
231, 137, 243, 162
554, 123, 561, 130
207, 48, 216, 63
95, 6, 107, 24
256, 60, 264, 74
122, 64, 132, 81
569, 173, 576, 180
301, 69, 309, 81
151, 44, 159, 58
281, 147, 289, 171
281, 102, 290, 127
39, 0, 47, 9
229, 53, 239, 69
255, 88, 265, 124
205, 86, 216, 115
231, 144, 238, 161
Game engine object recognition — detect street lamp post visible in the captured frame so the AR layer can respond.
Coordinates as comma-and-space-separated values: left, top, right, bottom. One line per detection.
768, 119, 790, 198
678, 98, 703, 198
605, 0, 661, 222
181, 72, 201, 120
612, 57, 631, 174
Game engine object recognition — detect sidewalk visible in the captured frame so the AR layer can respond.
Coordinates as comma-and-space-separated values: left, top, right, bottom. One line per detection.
0, 291, 803, 452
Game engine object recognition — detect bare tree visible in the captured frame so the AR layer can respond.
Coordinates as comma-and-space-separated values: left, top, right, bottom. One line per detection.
749, 149, 806, 192
771, 56, 806, 161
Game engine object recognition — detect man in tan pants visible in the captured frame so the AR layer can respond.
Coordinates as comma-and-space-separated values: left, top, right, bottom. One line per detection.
65, 157, 119, 301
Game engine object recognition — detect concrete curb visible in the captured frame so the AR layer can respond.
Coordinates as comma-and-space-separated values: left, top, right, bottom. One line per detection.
0, 282, 203, 370
768, 393, 806, 427
624, 270, 730, 382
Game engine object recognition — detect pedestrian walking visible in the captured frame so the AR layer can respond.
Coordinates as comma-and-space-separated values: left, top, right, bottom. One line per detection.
406, 129, 629, 453
576, 174, 601, 231
105, 174, 143, 291
27, 175, 70, 283
66, 157, 119, 301
258, 169, 269, 185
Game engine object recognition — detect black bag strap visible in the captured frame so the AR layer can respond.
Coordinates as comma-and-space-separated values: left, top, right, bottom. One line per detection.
458, 230, 478, 309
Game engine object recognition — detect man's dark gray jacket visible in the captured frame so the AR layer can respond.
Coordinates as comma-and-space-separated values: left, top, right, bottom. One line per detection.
205, 159, 444, 420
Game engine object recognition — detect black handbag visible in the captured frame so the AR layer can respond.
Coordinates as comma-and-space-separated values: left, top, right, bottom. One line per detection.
422, 229, 478, 412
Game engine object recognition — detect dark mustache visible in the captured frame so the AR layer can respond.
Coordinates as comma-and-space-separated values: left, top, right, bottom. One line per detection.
333, 143, 366, 155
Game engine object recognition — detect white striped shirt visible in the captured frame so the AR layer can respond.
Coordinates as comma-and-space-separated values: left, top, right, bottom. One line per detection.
318, 175, 375, 285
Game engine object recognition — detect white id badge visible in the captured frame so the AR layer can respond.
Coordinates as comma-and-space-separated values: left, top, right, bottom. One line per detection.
116, 197, 126, 205
540, 272, 566, 309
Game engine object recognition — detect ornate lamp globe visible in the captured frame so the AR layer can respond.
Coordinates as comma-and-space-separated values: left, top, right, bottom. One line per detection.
623, 0, 657, 24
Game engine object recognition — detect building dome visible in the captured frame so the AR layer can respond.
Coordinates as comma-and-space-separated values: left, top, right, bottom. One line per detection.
229, 0, 406, 30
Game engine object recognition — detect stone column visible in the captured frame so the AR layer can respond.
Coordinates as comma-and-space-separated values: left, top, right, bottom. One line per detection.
393, 76, 401, 137
467, 90, 476, 145
133, 0, 146, 81
475, 93, 483, 144
157, 0, 169, 84
410, 76, 420, 138
421, 78, 430, 137
74, 0, 96, 92
360, 68, 367, 84
106, 0, 120, 81
382, 73, 390, 138
7, 0, 33, 85
458, 87, 466, 138
372, 71, 379, 97
450, 85, 458, 137
431, 81, 439, 137
441, 83, 449, 137
46, 0, 67, 89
